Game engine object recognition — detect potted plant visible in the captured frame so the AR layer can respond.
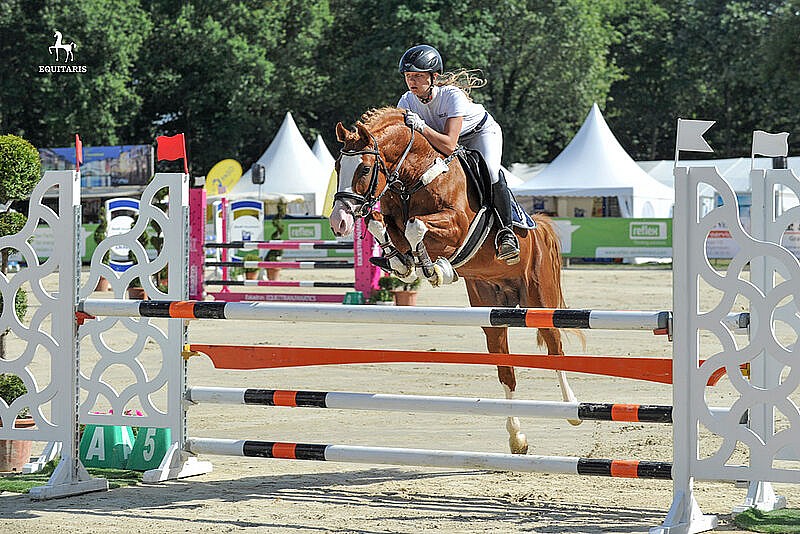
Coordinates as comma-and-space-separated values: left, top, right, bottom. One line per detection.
368, 285, 394, 305
127, 277, 147, 300
242, 251, 261, 280
380, 275, 421, 306
0, 373, 34, 472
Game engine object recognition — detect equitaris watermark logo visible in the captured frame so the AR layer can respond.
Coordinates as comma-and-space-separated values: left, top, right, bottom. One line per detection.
39, 29, 87, 73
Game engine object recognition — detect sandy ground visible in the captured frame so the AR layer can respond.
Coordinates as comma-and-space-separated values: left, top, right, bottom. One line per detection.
0, 266, 797, 533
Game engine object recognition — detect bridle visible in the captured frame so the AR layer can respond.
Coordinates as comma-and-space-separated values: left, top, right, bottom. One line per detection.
334, 127, 416, 219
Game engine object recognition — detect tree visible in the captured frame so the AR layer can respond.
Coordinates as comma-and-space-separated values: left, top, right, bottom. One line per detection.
0, 0, 151, 147
132, 0, 332, 175
759, 1, 800, 134
0, 134, 40, 359
607, 0, 788, 160
316, 0, 620, 164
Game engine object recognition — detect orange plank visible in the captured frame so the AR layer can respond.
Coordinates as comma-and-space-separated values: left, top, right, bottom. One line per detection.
189, 344, 676, 384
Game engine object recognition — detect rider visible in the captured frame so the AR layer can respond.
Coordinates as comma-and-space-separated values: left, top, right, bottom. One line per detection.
397, 44, 520, 265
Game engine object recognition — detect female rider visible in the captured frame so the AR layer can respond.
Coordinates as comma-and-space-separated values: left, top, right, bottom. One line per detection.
397, 44, 520, 265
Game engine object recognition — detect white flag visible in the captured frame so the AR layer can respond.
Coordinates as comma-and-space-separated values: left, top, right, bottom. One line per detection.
676, 119, 715, 152
752, 130, 789, 157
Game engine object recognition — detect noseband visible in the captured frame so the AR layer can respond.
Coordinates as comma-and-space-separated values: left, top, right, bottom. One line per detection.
334, 127, 415, 218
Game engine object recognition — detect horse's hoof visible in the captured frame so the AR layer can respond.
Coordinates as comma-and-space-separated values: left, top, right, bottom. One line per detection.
568, 418, 582, 426
509, 433, 528, 455
430, 264, 444, 287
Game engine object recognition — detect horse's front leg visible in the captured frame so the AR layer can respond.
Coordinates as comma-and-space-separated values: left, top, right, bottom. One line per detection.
404, 218, 458, 286
483, 327, 528, 455
366, 213, 415, 280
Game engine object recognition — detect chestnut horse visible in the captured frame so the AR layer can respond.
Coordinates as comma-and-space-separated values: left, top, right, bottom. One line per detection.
329, 107, 578, 454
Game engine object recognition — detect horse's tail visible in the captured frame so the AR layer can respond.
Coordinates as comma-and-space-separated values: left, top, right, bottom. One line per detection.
531, 214, 586, 350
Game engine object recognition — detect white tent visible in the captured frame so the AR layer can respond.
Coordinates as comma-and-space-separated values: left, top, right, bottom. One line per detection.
513, 104, 674, 218
312, 135, 339, 217
311, 135, 336, 170
500, 165, 525, 188
232, 112, 329, 215
640, 156, 800, 192
639, 156, 800, 217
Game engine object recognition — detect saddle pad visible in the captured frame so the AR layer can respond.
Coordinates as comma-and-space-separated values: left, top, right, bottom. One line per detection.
511, 192, 537, 230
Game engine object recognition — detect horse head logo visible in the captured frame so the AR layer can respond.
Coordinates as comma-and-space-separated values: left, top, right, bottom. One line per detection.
48, 30, 76, 63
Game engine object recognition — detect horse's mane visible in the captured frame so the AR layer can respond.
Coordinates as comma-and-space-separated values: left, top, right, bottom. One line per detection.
359, 107, 404, 130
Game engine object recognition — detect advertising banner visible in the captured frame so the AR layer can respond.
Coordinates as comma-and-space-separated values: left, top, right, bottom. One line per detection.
552, 218, 672, 258
40, 145, 153, 188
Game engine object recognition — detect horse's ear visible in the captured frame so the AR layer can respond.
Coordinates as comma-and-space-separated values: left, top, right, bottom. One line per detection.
355, 122, 371, 142
335, 122, 350, 143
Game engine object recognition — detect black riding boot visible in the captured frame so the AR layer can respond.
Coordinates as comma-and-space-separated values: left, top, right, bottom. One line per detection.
492, 179, 521, 265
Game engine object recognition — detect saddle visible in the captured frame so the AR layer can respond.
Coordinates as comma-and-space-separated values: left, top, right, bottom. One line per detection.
455, 148, 493, 207
456, 148, 536, 229
446, 149, 536, 268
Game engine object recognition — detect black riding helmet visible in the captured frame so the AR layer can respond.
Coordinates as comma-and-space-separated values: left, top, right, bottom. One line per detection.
398, 45, 443, 74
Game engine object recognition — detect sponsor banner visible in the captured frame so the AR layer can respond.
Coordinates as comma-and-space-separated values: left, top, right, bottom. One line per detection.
781, 231, 800, 258
552, 218, 672, 258
705, 226, 740, 259
40, 145, 154, 188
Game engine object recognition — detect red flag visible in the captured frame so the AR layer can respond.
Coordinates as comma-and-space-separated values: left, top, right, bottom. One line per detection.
75, 134, 83, 171
156, 133, 188, 173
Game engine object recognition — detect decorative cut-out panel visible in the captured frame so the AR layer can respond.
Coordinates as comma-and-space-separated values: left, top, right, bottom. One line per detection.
0, 171, 78, 441
676, 164, 800, 483
78, 173, 187, 437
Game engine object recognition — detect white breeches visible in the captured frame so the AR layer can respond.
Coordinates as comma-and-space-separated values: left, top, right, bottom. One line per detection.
460, 118, 503, 184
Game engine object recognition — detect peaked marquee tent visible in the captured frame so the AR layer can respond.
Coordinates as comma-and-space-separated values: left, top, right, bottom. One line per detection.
231, 112, 329, 215
312, 134, 336, 170
312, 135, 339, 217
513, 104, 674, 218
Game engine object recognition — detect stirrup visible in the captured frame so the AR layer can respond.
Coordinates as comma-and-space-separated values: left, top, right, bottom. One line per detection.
495, 228, 520, 265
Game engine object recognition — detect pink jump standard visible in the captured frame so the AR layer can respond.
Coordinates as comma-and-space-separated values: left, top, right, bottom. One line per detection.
189, 186, 380, 303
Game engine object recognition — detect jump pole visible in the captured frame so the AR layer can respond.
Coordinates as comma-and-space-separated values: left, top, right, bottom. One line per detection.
186, 386, 730, 422
79, 299, 747, 334
186, 438, 673, 480
204, 280, 354, 288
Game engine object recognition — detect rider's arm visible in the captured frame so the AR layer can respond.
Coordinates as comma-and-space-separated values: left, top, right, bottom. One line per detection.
422, 116, 462, 156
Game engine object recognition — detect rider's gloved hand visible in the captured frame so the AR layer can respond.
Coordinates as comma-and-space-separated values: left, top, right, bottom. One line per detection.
404, 111, 426, 133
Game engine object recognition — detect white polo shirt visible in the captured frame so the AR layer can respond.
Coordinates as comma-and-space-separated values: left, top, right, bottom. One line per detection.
397, 85, 487, 137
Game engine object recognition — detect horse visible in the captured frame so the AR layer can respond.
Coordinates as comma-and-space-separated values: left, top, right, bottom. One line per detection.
329, 107, 579, 455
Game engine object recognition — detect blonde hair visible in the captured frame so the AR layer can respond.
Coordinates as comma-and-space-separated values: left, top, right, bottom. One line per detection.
436, 69, 487, 100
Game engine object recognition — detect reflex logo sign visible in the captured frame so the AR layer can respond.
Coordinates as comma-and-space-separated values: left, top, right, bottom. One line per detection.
629, 222, 667, 240
288, 224, 321, 240
40, 29, 87, 73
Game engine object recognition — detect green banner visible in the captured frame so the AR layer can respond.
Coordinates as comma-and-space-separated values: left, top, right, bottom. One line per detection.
552, 218, 672, 258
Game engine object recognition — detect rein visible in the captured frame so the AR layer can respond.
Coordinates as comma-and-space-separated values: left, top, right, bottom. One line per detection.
335, 128, 415, 218
335, 125, 459, 222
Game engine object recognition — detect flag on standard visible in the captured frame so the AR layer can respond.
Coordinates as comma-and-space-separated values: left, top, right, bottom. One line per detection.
752, 130, 789, 158
676, 119, 715, 153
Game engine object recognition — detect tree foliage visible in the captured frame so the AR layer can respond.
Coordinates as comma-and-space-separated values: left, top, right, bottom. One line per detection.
0, 135, 41, 205
0, 0, 797, 166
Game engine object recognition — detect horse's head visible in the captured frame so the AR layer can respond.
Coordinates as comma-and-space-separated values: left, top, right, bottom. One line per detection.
329, 108, 410, 237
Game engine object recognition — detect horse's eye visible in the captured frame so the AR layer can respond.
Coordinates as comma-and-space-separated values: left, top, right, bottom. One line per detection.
360, 166, 371, 176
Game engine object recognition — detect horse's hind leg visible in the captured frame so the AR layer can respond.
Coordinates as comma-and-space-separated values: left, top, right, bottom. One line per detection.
522, 252, 581, 425
537, 327, 580, 425
467, 280, 528, 455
